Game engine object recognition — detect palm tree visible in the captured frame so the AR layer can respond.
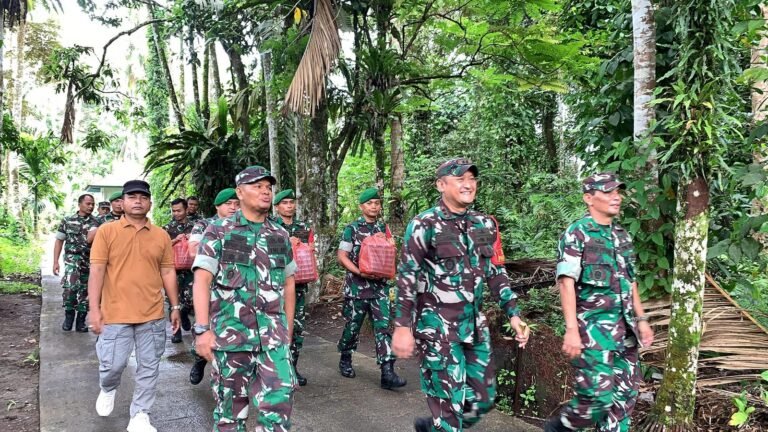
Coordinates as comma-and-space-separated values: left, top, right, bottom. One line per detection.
1, 0, 28, 133
16, 135, 65, 235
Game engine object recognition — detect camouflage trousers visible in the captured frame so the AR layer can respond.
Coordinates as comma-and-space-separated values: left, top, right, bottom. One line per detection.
559, 346, 640, 432
336, 294, 395, 364
61, 259, 89, 312
418, 327, 495, 432
167, 270, 194, 313
211, 345, 297, 432
290, 284, 308, 362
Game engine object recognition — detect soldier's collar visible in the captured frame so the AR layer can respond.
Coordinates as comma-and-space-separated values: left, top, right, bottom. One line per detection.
357, 216, 377, 225
435, 199, 466, 221
234, 210, 279, 231
583, 214, 614, 232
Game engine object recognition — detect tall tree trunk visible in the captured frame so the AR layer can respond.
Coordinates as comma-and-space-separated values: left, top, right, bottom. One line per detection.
188, 25, 201, 117
210, 42, 223, 101
221, 40, 251, 142
541, 93, 557, 173
149, 14, 184, 131
373, 132, 386, 192
632, 0, 657, 177
13, 19, 25, 126
0, 8, 6, 135
202, 42, 210, 124
262, 50, 281, 190
178, 32, 185, 108
388, 114, 406, 236
654, 176, 709, 429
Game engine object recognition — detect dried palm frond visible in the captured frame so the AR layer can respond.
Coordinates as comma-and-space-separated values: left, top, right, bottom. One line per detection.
640, 274, 768, 386
283, 0, 340, 117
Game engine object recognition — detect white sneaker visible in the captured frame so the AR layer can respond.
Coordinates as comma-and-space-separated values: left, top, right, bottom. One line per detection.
127, 412, 157, 432
95, 388, 116, 417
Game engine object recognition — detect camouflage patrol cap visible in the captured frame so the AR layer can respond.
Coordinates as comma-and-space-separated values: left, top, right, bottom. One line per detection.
435, 158, 479, 179
582, 172, 626, 193
108, 191, 123, 202
98, 201, 110, 208
235, 165, 276, 186
273, 189, 295, 205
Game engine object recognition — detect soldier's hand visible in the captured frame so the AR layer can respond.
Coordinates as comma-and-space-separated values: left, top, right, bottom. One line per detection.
392, 327, 416, 359
88, 309, 105, 335
638, 321, 654, 347
170, 310, 181, 334
562, 328, 583, 359
196, 331, 215, 362
510, 316, 530, 349
53, 262, 60, 276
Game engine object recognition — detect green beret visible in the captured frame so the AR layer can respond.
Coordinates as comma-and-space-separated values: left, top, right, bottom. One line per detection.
273, 189, 295, 205
108, 191, 123, 202
358, 187, 381, 204
214, 188, 238, 206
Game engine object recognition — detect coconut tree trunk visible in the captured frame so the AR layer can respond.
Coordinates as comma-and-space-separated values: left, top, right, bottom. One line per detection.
178, 32, 185, 108
388, 114, 406, 236
0, 8, 6, 134
632, 0, 657, 176
210, 42, 223, 101
149, 13, 184, 131
653, 176, 709, 429
13, 18, 25, 126
262, 50, 281, 190
221, 39, 251, 142
188, 25, 201, 117
542, 94, 557, 173
202, 42, 210, 124
373, 132, 386, 192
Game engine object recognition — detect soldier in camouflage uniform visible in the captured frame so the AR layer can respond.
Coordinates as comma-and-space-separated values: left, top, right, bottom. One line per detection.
164, 198, 195, 343
192, 166, 297, 432
543, 173, 654, 432
98, 191, 124, 224
336, 187, 407, 389
53, 194, 99, 332
273, 188, 314, 387
187, 196, 204, 222
393, 158, 530, 432
187, 188, 240, 386
97, 201, 110, 217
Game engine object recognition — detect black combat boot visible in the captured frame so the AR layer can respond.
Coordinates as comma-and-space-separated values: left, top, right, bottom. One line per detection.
413, 417, 432, 432
75, 312, 89, 332
380, 360, 407, 389
62, 310, 75, 331
189, 358, 207, 385
294, 356, 307, 386
543, 416, 570, 432
171, 328, 182, 343
180, 308, 191, 331
339, 351, 356, 378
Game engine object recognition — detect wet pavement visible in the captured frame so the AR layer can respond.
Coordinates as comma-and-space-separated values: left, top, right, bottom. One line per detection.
39, 257, 540, 431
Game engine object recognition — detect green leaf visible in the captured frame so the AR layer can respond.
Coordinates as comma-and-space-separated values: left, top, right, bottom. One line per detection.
651, 232, 663, 246
741, 238, 761, 260
707, 240, 730, 260
760, 370, 768, 382
657, 256, 670, 270
729, 411, 748, 426
728, 243, 742, 263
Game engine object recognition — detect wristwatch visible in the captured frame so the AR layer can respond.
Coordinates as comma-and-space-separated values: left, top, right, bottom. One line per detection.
170, 304, 182, 311
193, 323, 210, 335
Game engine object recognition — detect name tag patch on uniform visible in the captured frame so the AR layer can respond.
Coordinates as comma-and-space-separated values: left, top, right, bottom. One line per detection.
267, 235, 288, 255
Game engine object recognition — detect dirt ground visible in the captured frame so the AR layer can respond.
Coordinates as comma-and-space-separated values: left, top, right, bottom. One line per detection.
0, 292, 41, 432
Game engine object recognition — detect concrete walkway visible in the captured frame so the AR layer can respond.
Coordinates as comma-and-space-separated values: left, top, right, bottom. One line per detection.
39, 269, 540, 431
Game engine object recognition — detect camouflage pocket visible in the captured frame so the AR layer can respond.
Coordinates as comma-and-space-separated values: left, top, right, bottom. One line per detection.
581, 264, 611, 287
419, 340, 448, 371
269, 256, 286, 287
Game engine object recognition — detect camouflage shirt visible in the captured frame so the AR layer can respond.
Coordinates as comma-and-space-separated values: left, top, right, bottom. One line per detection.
188, 213, 204, 223
339, 217, 390, 299
273, 216, 313, 244
189, 215, 219, 244
163, 218, 194, 239
395, 200, 519, 344
192, 210, 297, 352
556, 214, 637, 351
96, 212, 121, 226
55, 213, 100, 263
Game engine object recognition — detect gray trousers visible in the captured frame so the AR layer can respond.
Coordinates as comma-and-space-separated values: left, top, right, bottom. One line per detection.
96, 318, 166, 417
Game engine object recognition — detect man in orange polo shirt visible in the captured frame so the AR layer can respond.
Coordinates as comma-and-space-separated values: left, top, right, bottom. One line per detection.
88, 180, 181, 432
